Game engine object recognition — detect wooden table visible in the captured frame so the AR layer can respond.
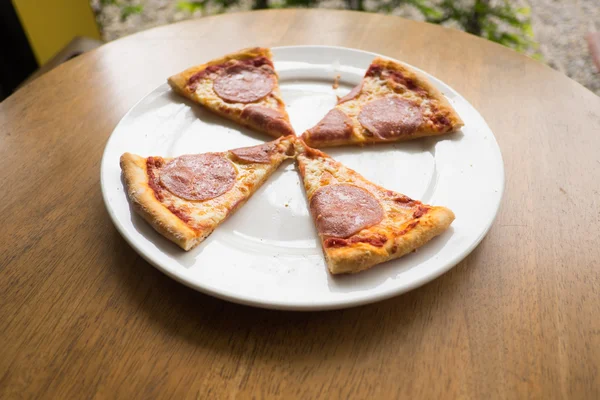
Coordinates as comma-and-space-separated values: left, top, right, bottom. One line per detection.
1, 9, 599, 399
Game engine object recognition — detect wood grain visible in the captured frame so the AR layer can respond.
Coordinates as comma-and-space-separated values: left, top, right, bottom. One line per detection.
1, 9, 599, 399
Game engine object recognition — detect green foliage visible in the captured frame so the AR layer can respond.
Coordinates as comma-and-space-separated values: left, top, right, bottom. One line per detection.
280, 0, 319, 7
100, 1, 144, 22
104, 0, 539, 56
120, 4, 144, 21
375, 0, 539, 56
403, 0, 539, 55
406, 0, 444, 20
177, 1, 206, 13
177, 0, 240, 13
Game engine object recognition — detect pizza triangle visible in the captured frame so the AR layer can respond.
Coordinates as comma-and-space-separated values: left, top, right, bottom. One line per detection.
301, 57, 464, 147
168, 47, 295, 138
120, 136, 295, 250
295, 141, 455, 274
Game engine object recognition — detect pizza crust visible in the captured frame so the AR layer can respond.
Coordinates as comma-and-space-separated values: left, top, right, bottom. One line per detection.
120, 153, 202, 250
168, 47, 293, 138
324, 206, 455, 274
120, 137, 295, 251
168, 47, 271, 99
302, 56, 464, 147
296, 141, 455, 274
370, 57, 464, 132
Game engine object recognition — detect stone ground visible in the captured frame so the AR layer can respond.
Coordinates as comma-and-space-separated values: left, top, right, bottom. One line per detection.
91, 0, 599, 95
528, 0, 599, 94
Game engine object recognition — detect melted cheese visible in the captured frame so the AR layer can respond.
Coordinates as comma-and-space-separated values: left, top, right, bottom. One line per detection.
156, 153, 279, 231
336, 76, 438, 142
192, 76, 282, 117
299, 152, 418, 237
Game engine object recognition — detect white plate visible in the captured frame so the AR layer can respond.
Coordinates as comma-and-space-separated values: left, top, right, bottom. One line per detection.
101, 46, 504, 310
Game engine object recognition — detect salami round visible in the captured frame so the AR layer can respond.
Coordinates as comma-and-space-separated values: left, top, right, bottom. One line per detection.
213, 64, 274, 103
306, 109, 353, 142
231, 142, 276, 164
160, 154, 236, 201
240, 105, 295, 137
310, 184, 384, 238
337, 82, 362, 104
358, 97, 422, 139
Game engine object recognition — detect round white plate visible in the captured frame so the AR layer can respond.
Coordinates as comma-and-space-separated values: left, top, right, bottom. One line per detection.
101, 45, 504, 310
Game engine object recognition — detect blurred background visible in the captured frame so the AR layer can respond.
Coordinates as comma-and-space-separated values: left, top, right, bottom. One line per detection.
2, 0, 599, 101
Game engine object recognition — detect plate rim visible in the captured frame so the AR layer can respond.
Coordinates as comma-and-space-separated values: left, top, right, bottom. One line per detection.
100, 45, 505, 311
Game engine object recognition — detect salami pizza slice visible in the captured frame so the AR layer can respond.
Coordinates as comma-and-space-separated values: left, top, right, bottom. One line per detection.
120, 136, 294, 250
296, 141, 455, 274
168, 47, 295, 138
301, 57, 464, 147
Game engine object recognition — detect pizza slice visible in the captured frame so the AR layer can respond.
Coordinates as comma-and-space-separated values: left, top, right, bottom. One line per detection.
168, 47, 295, 138
296, 141, 455, 274
120, 136, 294, 250
301, 57, 464, 147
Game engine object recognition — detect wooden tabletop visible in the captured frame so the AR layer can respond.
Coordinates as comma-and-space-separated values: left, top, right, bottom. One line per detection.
1, 9, 599, 399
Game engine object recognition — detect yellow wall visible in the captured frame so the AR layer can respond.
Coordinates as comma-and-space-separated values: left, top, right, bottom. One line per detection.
12, 0, 101, 65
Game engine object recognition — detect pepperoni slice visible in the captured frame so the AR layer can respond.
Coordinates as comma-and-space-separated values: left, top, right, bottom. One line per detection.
230, 142, 277, 164
358, 97, 423, 139
310, 184, 384, 238
337, 82, 362, 104
240, 105, 295, 137
213, 64, 274, 103
159, 154, 236, 201
305, 109, 353, 142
